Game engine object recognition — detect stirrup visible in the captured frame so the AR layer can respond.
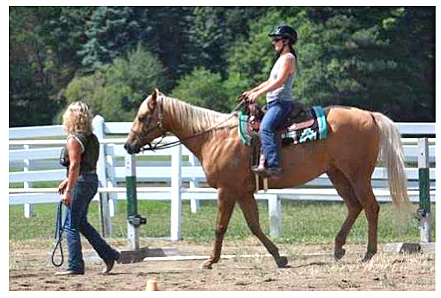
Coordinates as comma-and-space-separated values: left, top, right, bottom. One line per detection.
252, 154, 266, 174
254, 172, 269, 193
252, 166, 282, 178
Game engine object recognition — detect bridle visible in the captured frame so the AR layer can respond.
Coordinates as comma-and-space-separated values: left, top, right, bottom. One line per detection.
130, 97, 168, 151
129, 95, 245, 152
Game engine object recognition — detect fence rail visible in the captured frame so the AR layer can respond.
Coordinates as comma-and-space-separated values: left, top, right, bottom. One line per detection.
9, 117, 436, 238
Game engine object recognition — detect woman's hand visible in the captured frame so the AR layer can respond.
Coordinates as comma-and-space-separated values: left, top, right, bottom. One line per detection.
246, 91, 260, 103
61, 190, 72, 206
58, 179, 68, 195
241, 90, 252, 99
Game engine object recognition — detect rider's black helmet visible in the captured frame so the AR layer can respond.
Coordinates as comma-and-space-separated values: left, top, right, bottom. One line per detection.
269, 25, 298, 44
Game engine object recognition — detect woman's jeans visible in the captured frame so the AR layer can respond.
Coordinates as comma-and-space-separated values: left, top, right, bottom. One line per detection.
64, 173, 118, 273
260, 100, 293, 169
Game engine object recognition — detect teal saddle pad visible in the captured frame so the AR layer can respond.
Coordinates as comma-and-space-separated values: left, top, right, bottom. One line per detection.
238, 106, 328, 147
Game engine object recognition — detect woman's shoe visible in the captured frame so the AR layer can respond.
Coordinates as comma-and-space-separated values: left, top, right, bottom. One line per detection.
102, 251, 120, 275
264, 167, 282, 177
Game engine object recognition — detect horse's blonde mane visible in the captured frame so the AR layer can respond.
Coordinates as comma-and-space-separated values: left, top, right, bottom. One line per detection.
161, 95, 235, 134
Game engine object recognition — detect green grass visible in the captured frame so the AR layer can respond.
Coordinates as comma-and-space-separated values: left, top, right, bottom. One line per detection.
9, 200, 435, 244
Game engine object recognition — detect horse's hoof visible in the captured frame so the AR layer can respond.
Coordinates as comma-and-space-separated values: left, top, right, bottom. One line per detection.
276, 256, 288, 268
201, 260, 213, 270
360, 251, 377, 263
334, 248, 346, 261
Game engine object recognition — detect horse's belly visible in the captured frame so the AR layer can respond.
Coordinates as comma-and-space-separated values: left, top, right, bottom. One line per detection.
270, 142, 329, 188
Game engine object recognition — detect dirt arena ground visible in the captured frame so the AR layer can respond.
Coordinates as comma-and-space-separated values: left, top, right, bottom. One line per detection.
10, 239, 435, 291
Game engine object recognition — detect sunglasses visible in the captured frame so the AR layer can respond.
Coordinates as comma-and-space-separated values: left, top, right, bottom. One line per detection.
272, 37, 283, 42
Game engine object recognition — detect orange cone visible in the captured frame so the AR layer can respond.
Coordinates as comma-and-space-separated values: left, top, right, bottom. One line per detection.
146, 279, 159, 291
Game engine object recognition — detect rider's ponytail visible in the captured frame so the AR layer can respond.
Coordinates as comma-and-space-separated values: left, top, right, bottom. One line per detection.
289, 45, 297, 59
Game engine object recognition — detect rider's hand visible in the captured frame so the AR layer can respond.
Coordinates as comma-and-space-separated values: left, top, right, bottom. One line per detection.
240, 91, 251, 101
246, 92, 259, 103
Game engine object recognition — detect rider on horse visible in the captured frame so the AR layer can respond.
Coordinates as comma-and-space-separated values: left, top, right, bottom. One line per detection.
242, 25, 299, 177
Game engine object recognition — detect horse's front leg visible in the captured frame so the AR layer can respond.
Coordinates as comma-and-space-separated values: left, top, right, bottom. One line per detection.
201, 189, 235, 269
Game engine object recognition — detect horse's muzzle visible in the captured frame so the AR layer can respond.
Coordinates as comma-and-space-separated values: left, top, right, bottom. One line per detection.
124, 141, 141, 155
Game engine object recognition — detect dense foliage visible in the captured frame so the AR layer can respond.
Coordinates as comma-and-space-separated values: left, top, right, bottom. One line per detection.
9, 7, 435, 126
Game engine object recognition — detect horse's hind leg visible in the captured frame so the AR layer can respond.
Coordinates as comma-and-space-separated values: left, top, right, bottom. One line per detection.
327, 165, 362, 260
351, 179, 379, 262
237, 194, 288, 268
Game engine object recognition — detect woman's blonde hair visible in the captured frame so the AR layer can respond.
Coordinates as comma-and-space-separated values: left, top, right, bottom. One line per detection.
62, 101, 93, 134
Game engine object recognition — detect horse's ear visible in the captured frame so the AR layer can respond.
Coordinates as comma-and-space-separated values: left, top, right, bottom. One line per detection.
151, 89, 158, 104
148, 88, 159, 109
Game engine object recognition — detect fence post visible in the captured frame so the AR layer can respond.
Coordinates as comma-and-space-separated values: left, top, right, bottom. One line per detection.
171, 145, 182, 241
23, 144, 35, 218
125, 153, 139, 250
189, 153, 200, 213
93, 115, 113, 237
268, 195, 282, 238
418, 137, 431, 243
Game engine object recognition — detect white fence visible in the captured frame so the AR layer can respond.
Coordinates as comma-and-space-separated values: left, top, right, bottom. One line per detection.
9, 117, 436, 239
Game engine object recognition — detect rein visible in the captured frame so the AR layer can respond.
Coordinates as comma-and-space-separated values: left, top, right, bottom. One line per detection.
134, 98, 245, 152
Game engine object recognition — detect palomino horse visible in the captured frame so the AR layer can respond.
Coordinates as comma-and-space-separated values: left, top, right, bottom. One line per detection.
125, 89, 410, 269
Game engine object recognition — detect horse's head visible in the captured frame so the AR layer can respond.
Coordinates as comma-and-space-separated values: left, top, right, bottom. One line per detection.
124, 89, 166, 154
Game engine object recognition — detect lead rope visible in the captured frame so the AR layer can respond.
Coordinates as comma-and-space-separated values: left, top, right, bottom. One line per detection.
51, 201, 67, 267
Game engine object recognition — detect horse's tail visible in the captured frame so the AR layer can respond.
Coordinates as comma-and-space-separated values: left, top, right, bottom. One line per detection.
371, 112, 411, 212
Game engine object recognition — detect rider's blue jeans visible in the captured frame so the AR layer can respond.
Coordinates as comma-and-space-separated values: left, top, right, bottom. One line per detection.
64, 173, 119, 273
260, 100, 293, 169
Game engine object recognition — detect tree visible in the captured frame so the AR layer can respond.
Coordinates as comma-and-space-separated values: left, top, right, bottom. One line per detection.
9, 7, 435, 126
296, 7, 435, 121
79, 6, 140, 72
62, 45, 167, 122
79, 7, 194, 89
190, 7, 267, 79
9, 7, 90, 126
225, 7, 435, 121
225, 8, 296, 105
170, 68, 231, 113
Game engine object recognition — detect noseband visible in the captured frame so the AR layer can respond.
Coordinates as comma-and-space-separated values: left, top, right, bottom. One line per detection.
130, 97, 167, 150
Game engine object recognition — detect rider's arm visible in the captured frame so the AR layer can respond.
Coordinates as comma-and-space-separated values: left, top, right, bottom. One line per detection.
246, 55, 295, 102
255, 55, 294, 95
249, 80, 272, 93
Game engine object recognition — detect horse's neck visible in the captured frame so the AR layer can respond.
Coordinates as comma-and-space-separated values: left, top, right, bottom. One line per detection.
163, 98, 231, 159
